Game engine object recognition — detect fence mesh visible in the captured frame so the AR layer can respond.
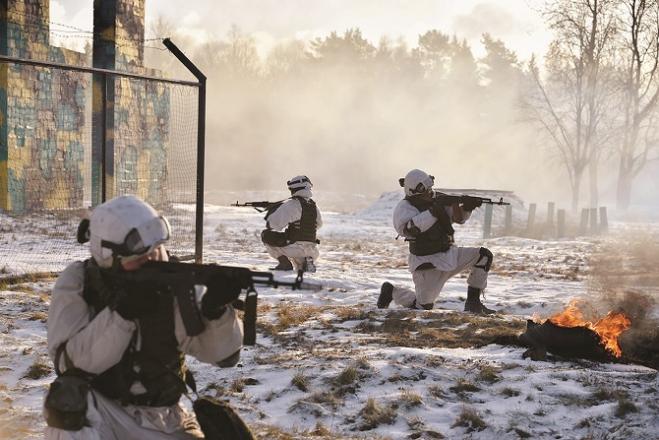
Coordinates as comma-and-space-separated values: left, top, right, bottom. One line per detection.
0, 61, 199, 276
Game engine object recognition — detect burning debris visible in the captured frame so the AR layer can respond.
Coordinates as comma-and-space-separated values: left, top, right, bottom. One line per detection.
520, 300, 631, 362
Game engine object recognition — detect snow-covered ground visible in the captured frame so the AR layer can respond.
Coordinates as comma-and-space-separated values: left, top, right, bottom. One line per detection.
1, 192, 658, 439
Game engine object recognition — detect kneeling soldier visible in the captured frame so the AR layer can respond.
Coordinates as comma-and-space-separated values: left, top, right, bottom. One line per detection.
378, 169, 496, 314
45, 195, 246, 439
261, 175, 323, 272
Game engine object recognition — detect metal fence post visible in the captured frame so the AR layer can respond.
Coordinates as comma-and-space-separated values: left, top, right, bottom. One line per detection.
163, 38, 207, 264
483, 203, 493, 239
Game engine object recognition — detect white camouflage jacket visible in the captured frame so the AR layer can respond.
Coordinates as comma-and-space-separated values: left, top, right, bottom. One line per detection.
265, 188, 323, 232
393, 198, 471, 272
47, 259, 244, 376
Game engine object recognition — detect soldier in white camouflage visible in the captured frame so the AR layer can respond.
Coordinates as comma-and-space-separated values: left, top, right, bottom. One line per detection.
45, 196, 246, 439
260, 175, 323, 273
378, 169, 496, 314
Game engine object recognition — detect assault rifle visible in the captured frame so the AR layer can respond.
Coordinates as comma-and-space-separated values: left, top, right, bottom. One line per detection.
231, 200, 285, 213
94, 260, 321, 345
432, 192, 510, 206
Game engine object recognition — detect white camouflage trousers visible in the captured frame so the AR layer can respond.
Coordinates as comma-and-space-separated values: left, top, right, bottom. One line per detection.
392, 247, 489, 308
45, 390, 203, 440
265, 242, 319, 271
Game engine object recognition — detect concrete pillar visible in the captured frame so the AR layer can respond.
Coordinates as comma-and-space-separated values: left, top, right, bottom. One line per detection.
483, 203, 493, 239
599, 206, 608, 233
589, 207, 598, 234
579, 208, 589, 235
527, 203, 536, 236
546, 201, 555, 237
557, 209, 566, 238
504, 204, 513, 235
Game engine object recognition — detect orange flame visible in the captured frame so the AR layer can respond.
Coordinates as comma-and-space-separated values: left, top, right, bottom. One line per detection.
548, 300, 631, 357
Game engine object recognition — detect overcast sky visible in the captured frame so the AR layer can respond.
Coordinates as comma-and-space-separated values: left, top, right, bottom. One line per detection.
50, 0, 552, 61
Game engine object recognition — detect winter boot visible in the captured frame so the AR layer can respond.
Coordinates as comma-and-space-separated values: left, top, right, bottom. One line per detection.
377, 282, 394, 309
272, 256, 293, 271
464, 286, 496, 314
302, 257, 316, 273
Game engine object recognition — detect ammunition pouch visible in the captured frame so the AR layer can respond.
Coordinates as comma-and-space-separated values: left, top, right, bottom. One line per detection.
261, 229, 289, 247
44, 369, 92, 431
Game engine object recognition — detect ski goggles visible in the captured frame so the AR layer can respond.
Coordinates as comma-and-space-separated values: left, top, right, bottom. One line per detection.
101, 216, 171, 259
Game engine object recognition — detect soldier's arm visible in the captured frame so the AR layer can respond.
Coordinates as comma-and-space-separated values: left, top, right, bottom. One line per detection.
265, 199, 300, 231
315, 205, 323, 229
48, 262, 135, 374
175, 304, 244, 367
393, 201, 437, 237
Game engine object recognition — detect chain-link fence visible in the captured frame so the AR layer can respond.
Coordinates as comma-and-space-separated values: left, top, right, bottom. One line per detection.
0, 47, 204, 277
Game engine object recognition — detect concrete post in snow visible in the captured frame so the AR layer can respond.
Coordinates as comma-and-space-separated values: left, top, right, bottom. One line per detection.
557, 209, 566, 238
579, 208, 589, 235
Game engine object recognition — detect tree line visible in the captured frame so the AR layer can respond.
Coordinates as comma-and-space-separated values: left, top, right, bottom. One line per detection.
147, 0, 659, 210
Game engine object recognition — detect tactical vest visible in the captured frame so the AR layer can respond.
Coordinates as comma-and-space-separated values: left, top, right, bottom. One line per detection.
285, 197, 318, 243
405, 197, 455, 256
82, 261, 187, 407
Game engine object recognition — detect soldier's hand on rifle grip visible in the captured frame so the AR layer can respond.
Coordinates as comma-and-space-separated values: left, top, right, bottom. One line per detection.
462, 197, 483, 211
201, 275, 243, 320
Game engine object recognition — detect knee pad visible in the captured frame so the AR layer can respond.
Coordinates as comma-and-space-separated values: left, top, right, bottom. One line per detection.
475, 247, 493, 272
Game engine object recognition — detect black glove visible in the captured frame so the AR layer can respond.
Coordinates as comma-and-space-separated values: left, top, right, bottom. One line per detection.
201, 274, 243, 320
462, 197, 483, 211
114, 285, 160, 320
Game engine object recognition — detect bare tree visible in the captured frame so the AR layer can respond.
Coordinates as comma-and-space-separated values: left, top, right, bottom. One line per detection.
527, 0, 618, 211
614, 0, 659, 210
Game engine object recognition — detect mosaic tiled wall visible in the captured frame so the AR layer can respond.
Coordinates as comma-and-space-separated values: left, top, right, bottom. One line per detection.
1, 0, 170, 213
92, 0, 170, 207
0, 0, 88, 212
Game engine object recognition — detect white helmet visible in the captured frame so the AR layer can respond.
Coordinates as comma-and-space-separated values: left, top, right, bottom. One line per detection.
287, 175, 313, 195
88, 195, 171, 268
400, 169, 434, 197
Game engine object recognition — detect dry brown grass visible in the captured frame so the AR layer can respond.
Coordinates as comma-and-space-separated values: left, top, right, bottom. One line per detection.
335, 366, 359, 386
230, 377, 246, 393
501, 387, 521, 397
0, 272, 56, 290
276, 304, 322, 330
614, 397, 638, 418
451, 406, 487, 432
449, 379, 481, 396
291, 371, 309, 392
332, 306, 371, 322
307, 391, 342, 409
357, 397, 397, 431
476, 364, 501, 384
427, 385, 446, 399
398, 389, 423, 408
22, 359, 51, 380
356, 311, 526, 350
